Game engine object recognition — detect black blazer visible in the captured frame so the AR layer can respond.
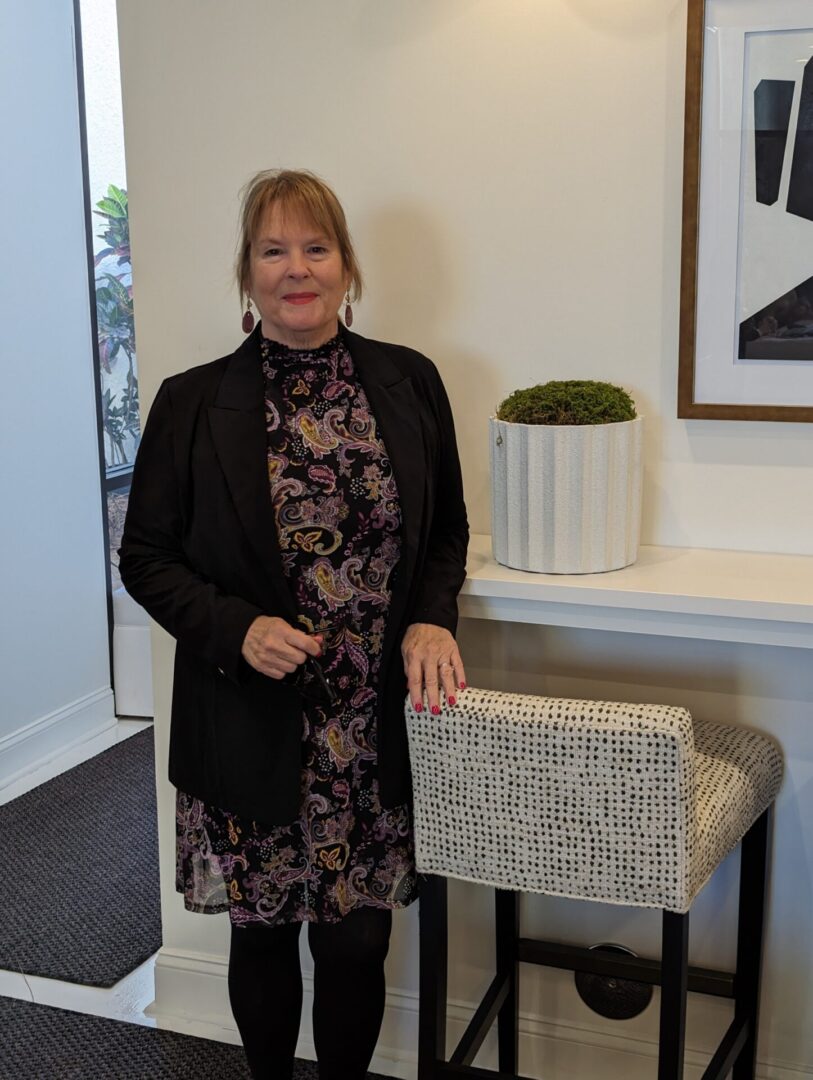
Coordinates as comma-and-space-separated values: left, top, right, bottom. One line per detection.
119, 325, 469, 825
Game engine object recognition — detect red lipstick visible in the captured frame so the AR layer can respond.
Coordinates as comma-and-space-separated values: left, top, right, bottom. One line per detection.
283, 292, 317, 304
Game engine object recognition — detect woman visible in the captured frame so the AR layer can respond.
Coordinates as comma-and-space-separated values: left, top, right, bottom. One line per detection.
119, 169, 469, 1080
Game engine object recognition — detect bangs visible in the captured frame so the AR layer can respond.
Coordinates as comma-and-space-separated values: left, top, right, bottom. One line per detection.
249, 181, 342, 246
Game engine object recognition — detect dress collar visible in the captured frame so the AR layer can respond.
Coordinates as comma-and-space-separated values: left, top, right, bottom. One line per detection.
259, 331, 344, 365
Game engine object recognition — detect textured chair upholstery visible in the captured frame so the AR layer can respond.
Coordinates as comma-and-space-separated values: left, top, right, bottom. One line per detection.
406, 688, 783, 913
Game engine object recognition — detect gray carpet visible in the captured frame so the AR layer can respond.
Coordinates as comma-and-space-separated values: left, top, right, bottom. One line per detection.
0, 728, 162, 986
0, 996, 395, 1079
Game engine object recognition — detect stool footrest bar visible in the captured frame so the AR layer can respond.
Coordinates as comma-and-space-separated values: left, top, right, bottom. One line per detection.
700, 1016, 750, 1080
435, 1065, 537, 1079
450, 971, 510, 1066
517, 937, 735, 997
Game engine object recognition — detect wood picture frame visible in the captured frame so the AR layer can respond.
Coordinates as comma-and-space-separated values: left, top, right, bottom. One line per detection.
678, 0, 813, 422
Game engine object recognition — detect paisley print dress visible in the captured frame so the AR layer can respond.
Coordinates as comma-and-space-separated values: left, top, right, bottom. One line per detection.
175, 333, 418, 926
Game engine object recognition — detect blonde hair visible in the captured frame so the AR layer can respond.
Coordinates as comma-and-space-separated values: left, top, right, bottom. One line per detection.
235, 169, 363, 309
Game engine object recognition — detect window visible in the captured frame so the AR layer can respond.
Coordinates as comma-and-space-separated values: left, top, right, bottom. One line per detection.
78, 0, 140, 589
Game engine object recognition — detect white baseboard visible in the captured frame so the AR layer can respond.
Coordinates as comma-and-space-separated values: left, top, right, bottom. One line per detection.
147, 946, 812, 1079
148, 945, 415, 1077
0, 687, 116, 802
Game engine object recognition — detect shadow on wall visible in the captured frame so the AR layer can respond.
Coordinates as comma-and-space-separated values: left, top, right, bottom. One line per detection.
564, 0, 682, 37
355, 0, 681, 43
361, 201, 500, 536
352, 0, 485, 50
361, 201, 456, 336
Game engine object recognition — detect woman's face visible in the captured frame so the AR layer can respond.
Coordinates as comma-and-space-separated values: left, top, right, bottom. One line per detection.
248, 205, 348, 349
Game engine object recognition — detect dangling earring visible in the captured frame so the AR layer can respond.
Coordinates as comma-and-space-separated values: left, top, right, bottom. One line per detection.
242, 297, 255, 334
344, 291, 353, 328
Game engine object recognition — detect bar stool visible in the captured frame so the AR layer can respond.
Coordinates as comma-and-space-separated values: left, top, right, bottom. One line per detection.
405, 688, 783, 1080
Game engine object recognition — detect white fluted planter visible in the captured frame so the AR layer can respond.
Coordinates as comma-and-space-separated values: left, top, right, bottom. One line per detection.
490, 416, 643, 574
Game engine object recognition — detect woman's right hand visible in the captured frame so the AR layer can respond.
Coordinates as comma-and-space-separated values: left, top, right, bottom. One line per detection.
241, 616, 323, 679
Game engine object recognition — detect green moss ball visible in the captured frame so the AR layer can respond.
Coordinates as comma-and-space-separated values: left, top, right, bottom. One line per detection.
496, 380, 637, 425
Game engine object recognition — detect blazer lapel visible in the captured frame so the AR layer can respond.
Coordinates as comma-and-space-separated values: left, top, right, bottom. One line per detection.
207, 328, 299, 620
344, 330, 427, 614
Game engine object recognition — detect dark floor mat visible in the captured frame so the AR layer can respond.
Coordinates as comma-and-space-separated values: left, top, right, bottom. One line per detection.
0, 995, 396, 1079
0, 728, 161, 986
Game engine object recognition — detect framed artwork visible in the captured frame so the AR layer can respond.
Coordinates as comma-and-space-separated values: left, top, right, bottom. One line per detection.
678, 0, 813, 421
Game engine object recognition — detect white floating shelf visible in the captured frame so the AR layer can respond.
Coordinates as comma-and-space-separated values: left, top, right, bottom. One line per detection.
460, 534, 813, 649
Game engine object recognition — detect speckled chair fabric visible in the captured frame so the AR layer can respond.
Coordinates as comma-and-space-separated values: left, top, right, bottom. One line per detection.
408, 687, 784, 1080
406, 687, 783, 913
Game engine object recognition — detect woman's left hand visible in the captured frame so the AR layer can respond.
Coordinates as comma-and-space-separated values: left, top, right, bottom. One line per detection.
401, 622, 466, 715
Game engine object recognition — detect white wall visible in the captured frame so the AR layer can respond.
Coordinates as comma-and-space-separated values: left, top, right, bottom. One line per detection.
0, 0, 115, 789
116, 1, 813, 1075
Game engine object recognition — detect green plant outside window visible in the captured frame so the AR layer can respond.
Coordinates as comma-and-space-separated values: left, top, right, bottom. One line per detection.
93, 184, 139, 469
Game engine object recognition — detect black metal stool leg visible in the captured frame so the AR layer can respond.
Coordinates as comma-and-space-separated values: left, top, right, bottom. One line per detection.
733, 808, 770, 1080
495, 888, 520, 1074
419, 873, 448, 1080
658, 910, 689, 1080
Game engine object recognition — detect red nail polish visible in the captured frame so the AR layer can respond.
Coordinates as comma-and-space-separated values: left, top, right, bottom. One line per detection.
414, 702, 423, 712
459, 682, 467, 690
431, 705, 440, 715
448, 695, 457, 706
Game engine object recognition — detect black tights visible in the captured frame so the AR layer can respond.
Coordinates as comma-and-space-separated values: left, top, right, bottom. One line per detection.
227, 906, 393, 1080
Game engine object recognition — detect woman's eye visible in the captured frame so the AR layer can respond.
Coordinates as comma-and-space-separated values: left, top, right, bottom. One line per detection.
308, 245, 327, 255
264, 248, 282, 257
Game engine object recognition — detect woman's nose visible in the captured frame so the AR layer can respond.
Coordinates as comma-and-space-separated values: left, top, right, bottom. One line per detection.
287, 251, 310, 277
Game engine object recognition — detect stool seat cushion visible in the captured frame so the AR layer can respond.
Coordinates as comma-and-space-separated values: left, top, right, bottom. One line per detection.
405, 688, 783, 913
690, 718, 782, 904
